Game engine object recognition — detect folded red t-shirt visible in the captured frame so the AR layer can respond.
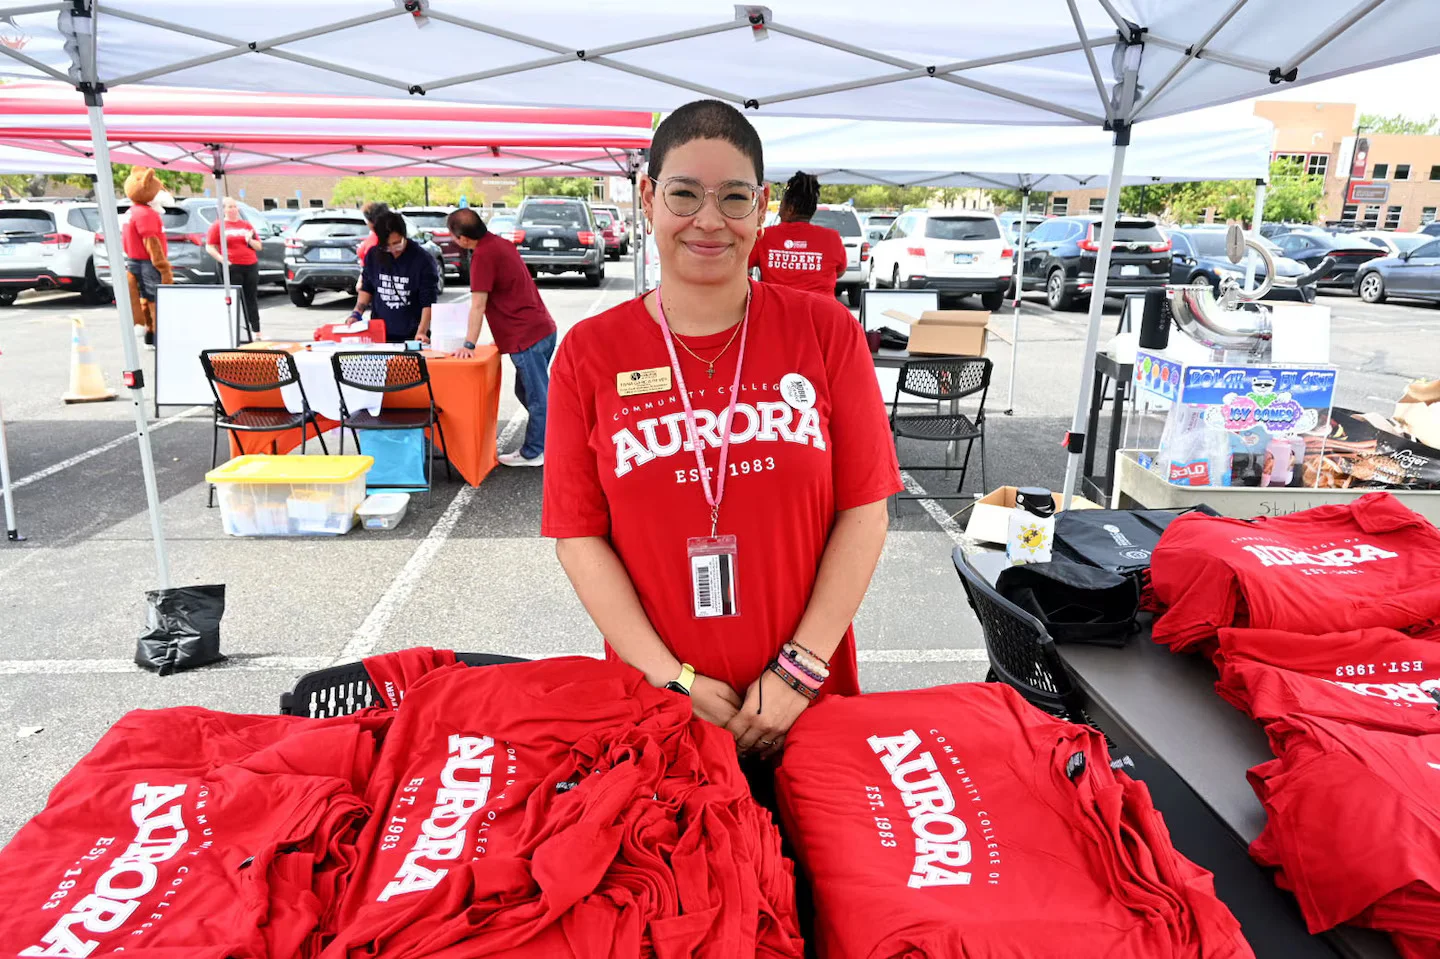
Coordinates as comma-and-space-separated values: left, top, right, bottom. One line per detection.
776, 683, 1251, 959
0, 708, 382, 959
1151, 493, 1440, 654
1215, 626, 1440, 735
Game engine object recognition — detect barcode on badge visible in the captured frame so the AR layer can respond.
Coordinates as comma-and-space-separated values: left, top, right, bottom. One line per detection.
690, 553, 734, 617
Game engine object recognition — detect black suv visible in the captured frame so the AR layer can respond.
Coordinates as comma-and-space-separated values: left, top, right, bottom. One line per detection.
513, 196, 604, 286
283, 211, 444, 307
1020, 214, 1171, 310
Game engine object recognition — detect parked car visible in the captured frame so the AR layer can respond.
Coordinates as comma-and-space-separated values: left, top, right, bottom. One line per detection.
1166, 228, 1314, 302
1258, 222, 1329, 240
590, 203, 629, 255
487, 214, 518, 242
998, 212, 1047, 245
512, 196, 605, 286
1420, 222, 1440, 238
862, 213, 897, 246
1351, 230, 1432, 258
264, 209, 306, 235
593, 211, 624, 261
97, 197, 286, 290
1354, 237, 1440, 304
867, 210, 1012, 310
0, 199, 108, 305
1019, 214, 1169, 310
810, 205, 867, 306
398, 206, 467, 281
281, 210, 442, 307
1269, 230, 1386, 291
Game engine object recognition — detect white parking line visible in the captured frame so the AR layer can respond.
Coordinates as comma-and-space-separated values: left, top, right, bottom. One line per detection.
1, 405, 206, 499
0, 648, 989, 677
900, 470, 977, 553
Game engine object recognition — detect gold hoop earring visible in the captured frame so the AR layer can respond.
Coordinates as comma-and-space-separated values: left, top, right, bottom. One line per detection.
757, 226, 765, 240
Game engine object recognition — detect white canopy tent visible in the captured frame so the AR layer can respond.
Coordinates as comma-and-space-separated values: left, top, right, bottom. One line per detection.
0, 0, 1434, 584
0, 142, 94, 174
756, 104, 1275, 413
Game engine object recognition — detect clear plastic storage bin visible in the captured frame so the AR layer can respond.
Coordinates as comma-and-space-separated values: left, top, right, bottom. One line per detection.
357, 493, 411, 530
206, 455, 373, 537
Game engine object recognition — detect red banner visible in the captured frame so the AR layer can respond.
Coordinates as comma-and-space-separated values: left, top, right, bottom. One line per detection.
1351, 137, 1370, 179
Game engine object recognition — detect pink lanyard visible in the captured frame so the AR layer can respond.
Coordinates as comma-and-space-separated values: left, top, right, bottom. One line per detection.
655, 283, 752, 537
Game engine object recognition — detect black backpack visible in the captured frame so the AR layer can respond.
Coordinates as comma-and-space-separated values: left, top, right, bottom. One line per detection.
995, 559, 1139, 647
1052, 508, 1216, 575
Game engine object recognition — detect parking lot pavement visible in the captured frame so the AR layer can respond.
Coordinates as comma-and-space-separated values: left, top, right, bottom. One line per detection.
0, 263, 1431, 841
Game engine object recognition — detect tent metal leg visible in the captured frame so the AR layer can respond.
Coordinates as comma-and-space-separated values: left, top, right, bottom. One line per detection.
632, 168, 643, 295
1005, 189, 1030, 415
1061, 140, 1128, 511
213, 163, 238, 346
0, 389, 21, 542
86, 101, 172, 589
1246, 178, 1267, 289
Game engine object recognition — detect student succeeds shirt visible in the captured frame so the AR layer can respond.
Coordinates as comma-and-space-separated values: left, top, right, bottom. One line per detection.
542, 282, 902, 699
748, 220, 847, 298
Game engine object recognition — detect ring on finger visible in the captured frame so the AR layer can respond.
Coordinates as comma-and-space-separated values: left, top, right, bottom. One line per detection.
760, 739, 775, 746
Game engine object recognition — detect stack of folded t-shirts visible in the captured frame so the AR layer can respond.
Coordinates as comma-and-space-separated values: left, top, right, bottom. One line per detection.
1207, 625, 1440, 956
1146, 492, 1440, 658
321, 655, 803, 959
774, 682, 1252, 959
0, 707, 385, 958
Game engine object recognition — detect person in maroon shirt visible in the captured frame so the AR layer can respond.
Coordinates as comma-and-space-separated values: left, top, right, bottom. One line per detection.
437, 207, 558, 466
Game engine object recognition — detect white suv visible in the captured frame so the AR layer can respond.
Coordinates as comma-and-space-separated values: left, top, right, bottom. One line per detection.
0, 200, 109, 306
867, 211, 1014, 310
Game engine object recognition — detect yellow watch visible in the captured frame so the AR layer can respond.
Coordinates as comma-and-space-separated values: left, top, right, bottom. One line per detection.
664, 663, 696, 696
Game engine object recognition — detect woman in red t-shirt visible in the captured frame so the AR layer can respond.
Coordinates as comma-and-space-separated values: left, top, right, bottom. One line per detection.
542, 100, 902, 757
204, 197, 263, 335
747, 171, 846, 299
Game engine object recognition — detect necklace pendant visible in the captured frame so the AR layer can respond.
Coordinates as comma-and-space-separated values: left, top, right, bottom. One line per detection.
706, 365, 715, 378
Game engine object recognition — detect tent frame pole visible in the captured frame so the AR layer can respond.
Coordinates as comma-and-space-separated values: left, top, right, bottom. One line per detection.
631, 161, 642, 296
0, 387, 20, 542
83, 104, 172, 589
210, 152, 239, 348
1246, 178, 1267, 289
1061, 132, 1129, 512
1004, 188, 1030, 415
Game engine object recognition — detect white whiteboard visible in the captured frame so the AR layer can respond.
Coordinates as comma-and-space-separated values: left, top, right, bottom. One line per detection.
156, 285, 236, 408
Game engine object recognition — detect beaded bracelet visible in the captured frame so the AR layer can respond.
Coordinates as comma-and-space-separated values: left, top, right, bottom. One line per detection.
782, 643, 829, 680
785, 640, 831, 670
781, 648, 827, 685
768, 661, 817, 700
777, 653, 824, 692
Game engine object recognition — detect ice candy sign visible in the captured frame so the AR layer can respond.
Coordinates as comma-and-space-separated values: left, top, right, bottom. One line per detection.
1134, 351, 1183, 401
1184, 366, 1337, 439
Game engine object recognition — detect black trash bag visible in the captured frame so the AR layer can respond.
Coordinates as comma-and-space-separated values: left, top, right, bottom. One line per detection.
996, 559, 1139, 647
135, 584, 228, 675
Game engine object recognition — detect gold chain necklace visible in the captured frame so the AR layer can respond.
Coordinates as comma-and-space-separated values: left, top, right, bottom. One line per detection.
671, 317, 744, 378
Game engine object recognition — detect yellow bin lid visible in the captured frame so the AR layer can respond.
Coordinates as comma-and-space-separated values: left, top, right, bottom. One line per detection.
206, 454, 374, 485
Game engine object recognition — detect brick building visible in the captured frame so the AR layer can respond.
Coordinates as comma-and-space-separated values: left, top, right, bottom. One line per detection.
1044, 101, 1440, 232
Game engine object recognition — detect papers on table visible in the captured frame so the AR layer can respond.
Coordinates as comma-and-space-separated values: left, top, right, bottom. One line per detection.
429, 301, 472, 354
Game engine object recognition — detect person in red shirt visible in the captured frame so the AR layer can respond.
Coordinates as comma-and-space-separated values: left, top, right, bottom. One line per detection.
205, 197, 263, 337
748, 171, 846, 299
355, 200, 388, 265
438, 207, 558, 467
542, 99, 902, 759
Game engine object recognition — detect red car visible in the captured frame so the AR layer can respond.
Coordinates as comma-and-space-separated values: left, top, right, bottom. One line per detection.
593, 211, 624, 261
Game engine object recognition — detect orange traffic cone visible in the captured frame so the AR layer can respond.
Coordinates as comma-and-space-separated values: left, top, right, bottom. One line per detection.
62, 315, 117, 404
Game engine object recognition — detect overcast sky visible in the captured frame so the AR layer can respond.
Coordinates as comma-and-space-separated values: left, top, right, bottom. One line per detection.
1254, 53, 1440, 121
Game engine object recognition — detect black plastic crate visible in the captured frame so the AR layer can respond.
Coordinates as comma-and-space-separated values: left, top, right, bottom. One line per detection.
280, 652, 528, 717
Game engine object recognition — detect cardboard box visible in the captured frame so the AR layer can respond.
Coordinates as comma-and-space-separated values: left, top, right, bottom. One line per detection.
882, 308, 990, 356
965, 485, 1102, 545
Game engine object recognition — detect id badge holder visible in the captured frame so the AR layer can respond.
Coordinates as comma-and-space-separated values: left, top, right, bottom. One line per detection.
687, 535, 739, 618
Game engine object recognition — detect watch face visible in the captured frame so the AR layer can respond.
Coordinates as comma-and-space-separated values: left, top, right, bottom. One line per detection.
664, 681, 690, 696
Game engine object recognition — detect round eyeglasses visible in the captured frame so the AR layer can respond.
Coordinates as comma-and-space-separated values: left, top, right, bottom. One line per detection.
657, 177, 762, 219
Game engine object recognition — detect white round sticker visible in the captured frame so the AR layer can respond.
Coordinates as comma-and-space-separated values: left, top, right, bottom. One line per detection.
780, 373, 816, 411
783, 238, 795, 250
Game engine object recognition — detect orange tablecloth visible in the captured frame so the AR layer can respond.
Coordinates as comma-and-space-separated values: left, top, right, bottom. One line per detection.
217, 342, 501, 487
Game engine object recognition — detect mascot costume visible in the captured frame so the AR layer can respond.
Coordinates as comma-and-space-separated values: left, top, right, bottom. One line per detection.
121, 168, 174, 346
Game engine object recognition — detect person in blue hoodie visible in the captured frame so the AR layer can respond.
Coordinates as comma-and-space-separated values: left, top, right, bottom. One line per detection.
349, 210, 439, 343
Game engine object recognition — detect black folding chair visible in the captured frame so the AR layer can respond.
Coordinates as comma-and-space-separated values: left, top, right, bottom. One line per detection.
951, 547, 1087, 722
280, 652, 527, 717
330, 351, 453, 505
200, 348, 329, 508
890, 357, 990, 505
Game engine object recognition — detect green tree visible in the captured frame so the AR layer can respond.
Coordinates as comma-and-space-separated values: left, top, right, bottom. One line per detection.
1357, 113, 1440, 136
936, 187, 965, 209
983, 188, 1051, 212
1263, 158, 1324, 223
811, 183, 931, 209
503, 176, 597, 207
